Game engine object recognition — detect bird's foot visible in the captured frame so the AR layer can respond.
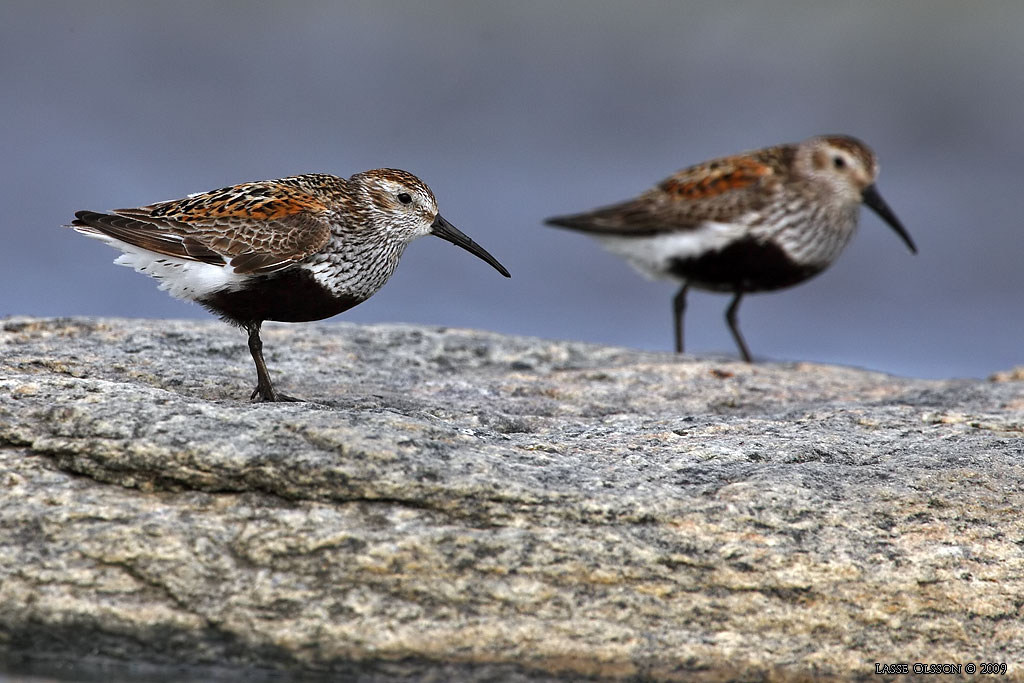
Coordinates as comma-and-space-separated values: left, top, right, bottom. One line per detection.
250, 385, 305, 403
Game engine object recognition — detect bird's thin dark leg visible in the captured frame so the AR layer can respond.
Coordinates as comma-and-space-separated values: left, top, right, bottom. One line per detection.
246, 322, 301, 402
725, 291, 752, 363
247, 322, 276, 401
672, 284, 689, 354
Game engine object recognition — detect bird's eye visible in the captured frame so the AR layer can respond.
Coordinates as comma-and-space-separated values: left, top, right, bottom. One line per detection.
397, 192, 412, 204
832, 155, 847, 169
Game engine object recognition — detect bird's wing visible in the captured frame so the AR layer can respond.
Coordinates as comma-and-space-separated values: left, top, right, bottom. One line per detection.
72, 179, 334, 275
545, 152, 785, 236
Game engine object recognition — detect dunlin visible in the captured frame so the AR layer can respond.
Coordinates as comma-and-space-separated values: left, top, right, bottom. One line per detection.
545, 135, 916, 361
70, 170, 510, 401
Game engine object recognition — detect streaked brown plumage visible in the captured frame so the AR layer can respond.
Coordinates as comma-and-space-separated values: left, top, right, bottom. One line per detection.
545, 135, 916, 361
70, 169, 510, 402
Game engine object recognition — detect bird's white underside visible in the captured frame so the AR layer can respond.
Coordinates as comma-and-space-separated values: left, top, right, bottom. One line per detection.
75, 227, 249, 302
593, 221, 749, 282
75, 225, 394, 303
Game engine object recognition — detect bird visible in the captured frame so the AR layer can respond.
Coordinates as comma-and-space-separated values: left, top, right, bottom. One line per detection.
544, 134, 916, 362
69, 169, 510, 402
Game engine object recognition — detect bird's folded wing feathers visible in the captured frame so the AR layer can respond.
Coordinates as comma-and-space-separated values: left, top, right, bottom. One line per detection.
73, 182, 334, 275
545, 154, 782, 236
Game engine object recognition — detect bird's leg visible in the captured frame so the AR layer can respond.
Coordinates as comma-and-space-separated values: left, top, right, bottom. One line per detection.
672, 284, 689, 354
246, 322, 302, 402
247, 322, 277, 401
725, 291, 752, 363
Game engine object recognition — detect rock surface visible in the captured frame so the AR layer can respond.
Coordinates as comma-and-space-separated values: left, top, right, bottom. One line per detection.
1, 317, 1023, 681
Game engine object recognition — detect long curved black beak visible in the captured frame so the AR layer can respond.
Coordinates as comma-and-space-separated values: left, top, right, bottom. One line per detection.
430, 214, 511, 277
862, 184, 917, 254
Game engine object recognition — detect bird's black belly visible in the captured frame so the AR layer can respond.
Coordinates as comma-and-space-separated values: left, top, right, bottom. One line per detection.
669, 236, 823, 293
199, 267, 363, 325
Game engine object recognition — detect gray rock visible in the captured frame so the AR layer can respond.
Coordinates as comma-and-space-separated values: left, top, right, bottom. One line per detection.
1, 316, 1022, 681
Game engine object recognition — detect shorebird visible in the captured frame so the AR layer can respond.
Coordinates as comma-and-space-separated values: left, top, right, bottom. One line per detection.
545, 135, 916, 361
70, 169, 510, 401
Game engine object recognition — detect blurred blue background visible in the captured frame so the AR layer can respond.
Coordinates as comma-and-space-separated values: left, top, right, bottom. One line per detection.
3, 1, 1022, 379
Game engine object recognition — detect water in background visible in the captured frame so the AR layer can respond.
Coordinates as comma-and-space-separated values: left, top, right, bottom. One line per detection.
2, 1, 1022, 379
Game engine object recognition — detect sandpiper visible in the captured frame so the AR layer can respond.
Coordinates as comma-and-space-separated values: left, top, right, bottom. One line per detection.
545, 135, 916, 361
70, 169, 510, 401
